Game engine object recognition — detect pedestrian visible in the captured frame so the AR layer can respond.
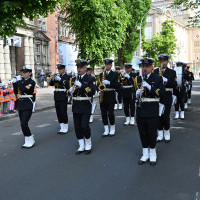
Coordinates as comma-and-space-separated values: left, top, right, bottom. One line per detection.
7, 80, 16, 113
13, 66, 36, 148
97, 58, 120, 137
121, 63, 136, 126
69, 59, 96, 154
0, 83, 4, 116
2, 82, 9, 114
49, 64, 71, 134
135, 58, 165, 166
154, 54, 177, 143
40, 69, 45, 88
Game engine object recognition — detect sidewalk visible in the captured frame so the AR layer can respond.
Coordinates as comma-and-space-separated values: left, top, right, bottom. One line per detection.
0, 87, 55, 121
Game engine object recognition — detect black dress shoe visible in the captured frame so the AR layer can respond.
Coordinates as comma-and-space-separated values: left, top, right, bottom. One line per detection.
138, 159, 149, 165
109, 134, 115, 137
57, 132, 67, 135
84, 149, 91, 155
164, 140, 170, 143
156, 139, 162, 143
102, 135, 108, 138
149, 161, 156, 166
75, 150, 84, 155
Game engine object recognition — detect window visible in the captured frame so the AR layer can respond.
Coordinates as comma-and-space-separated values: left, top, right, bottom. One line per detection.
36, 44, 40, 54
36, 55, 40, 64
145, 27, 153, 40
146, 16, 152, 23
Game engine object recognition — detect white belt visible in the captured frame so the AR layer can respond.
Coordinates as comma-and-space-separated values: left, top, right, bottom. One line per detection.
55, 89, 67, 92
72, 97, 91, 101
123, 85, 133, 89
140, 98, 159, 102
104, 88, 115, 91
166, 88, 173, 92
20, 95, 33, 98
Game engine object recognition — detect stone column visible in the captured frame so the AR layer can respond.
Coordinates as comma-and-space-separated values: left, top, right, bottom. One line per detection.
29, 37, 35, 79
0, 44, 5, 81
4, 45, 11, 81
10, 46, 16, 77
24, 37, 30, 66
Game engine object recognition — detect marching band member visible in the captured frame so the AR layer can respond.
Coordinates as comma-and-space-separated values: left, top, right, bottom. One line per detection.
174, 62, 187, 120
13, 66, 36, 148
135, 58, 165, 166
70, 59, 96, 155
49, 64, 70, 134
186, 66, 194, 105
121, 63, 136, 126
154, 54, 177, 143
114, 66, 123, 110
98, 58, 120, 137
86, 66, 97, 123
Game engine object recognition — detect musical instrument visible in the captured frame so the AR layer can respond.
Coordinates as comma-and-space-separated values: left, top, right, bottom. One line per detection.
71, 76, 80, 96
99, 68, 106, 103
138, 74, 147, 107
121, 72, 128, 85
159, 63, 163, 76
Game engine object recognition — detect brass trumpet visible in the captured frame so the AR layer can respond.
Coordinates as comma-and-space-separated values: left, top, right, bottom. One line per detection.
99, 68, 106, 103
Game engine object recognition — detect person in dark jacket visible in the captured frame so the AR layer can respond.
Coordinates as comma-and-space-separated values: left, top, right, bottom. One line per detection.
49, 64, 71, 134
13, 66, 36, 148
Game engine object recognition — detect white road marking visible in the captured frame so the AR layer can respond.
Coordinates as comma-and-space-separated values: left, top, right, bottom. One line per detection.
196, 192, 200, 200
36, 123, 51, 128
199, 166, 200, 177
11, 131, 23, 136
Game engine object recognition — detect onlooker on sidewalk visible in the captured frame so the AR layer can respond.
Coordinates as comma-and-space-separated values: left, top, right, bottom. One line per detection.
7, 80, 16, 113
40, 69, 45, 88
0, 83, 4, 116
2, 82, 10, 114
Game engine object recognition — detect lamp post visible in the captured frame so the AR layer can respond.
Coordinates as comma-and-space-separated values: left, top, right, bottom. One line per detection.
138, 11, 149, 57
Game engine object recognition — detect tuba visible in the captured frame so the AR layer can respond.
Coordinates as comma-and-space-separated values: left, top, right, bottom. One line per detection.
99, 68, 106, 103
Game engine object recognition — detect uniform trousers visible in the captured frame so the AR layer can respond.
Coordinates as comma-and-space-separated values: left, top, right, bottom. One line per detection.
158, 103, 171, 130
18, 110, 32, 136
123, 97, 135, 117
115, 91, 122, 104
188, 85, 192, 99
73, 113, 91, 139
100, 102, 115, 125
137, 117, 158, 148
175, 91, 185, 111
55, 101, 68, 123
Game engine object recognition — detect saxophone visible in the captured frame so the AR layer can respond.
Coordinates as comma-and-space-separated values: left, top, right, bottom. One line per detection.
99, 69, 106, 103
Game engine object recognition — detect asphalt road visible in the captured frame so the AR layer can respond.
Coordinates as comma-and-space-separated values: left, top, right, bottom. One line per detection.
0, 81, 200, 200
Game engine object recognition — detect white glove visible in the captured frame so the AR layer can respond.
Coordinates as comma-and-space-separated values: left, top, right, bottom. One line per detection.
124, 74, 130, 79
142, 81, 151, 90
12, 77, 17, 83
55, 76, 61, 81
98, 91, 101, 96
136, 89, 141, 99
185, 81, 189, 85
75, 81, 82, 87
162, 76, 168, 83
69, 87, 73, 94
121, 71, 126, 76
102, 80, 110, 85
16, 75, 22, 81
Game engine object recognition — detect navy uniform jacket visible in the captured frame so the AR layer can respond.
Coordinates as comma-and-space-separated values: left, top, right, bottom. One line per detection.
154, 67, 177, 105
135, 73, 165, 118
72, 74, 96, 114
98, 70, 120, 103
13, 78, 35, 111
188, 71, 194, 85
49, 73, 70, 102
121, 72, 136, 99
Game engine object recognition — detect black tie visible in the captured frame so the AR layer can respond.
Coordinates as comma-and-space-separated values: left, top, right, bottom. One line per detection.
78, 75, 81, 81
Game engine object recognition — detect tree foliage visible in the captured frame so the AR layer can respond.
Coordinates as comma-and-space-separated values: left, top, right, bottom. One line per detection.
115, 0, 151, 66
0, 0, 60, 38
61, 0, 130, 66
170, 0, 200, 26
142, 20, 177, 66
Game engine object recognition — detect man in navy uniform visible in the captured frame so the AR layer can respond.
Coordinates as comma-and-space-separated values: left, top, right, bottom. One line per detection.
154, 54, 177, 143
186, 66, 194, 105
69, 59, 96, 154
121, 63, 136, 126
49, 64, 70, 134
174, 62, 187, 120
13, 66, 36, 148
135, 58, 165, 166
114, 66, 123, 110
98, 58, 120, 137
86, 66, 97, 123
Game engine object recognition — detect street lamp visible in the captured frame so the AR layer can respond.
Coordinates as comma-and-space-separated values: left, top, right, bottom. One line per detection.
138, 10, 150, 57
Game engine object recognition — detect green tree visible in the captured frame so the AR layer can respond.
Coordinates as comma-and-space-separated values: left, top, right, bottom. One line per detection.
0, 0, 60, 38
170, 0, 200, 26
61, 0, 130, 66
115, 0, 151, 67
142, 20, 177, 66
